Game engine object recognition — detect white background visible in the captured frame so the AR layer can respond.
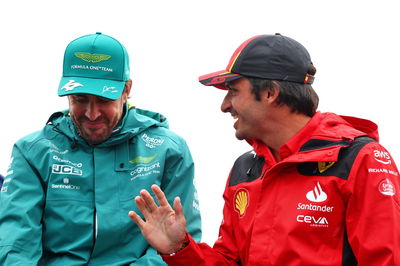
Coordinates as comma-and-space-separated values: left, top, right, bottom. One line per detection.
1, 0, 399, 245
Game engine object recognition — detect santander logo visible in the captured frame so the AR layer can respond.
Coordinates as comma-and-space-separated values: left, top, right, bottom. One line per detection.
306, 182, 327, 203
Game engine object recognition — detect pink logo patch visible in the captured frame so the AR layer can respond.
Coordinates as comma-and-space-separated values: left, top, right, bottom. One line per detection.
210, 77, 226, 84
378, 178, 396, 196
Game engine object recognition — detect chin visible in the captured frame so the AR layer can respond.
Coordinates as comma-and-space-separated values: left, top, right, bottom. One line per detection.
235, 132, 245, 140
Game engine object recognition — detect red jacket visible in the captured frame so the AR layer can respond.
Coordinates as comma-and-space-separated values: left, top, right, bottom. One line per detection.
162, 112, 400, 265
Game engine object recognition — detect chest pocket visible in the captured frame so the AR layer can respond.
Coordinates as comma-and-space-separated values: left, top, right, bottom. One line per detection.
115, 141, 165, 202
298, 136, 375, 180
46, 157, 93, 202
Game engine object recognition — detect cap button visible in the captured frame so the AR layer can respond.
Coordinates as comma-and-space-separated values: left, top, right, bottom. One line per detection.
96, 32, 102, 35
275, 33, 281, 35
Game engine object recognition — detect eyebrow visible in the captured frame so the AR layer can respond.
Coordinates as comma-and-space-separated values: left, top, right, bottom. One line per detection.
71, 94, 111, 101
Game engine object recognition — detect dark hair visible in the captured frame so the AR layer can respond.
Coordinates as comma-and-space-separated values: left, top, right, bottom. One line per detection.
247, 64, 319, 117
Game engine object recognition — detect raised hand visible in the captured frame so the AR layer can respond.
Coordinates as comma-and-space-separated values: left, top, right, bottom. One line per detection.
128, 184, 187, 254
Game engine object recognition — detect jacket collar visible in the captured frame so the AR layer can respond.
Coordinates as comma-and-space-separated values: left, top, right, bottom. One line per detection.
249, 112, 378, 163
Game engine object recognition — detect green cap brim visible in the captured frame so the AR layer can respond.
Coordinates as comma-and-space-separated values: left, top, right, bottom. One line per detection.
58, 76, 125, 100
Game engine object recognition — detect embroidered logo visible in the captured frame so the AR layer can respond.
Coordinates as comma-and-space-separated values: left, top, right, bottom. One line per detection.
234, 188, 249, 218
318, 161, 335, 173
102, 86, 118, 94
210, 76, 226, 84
74, 52, 111, 63
52, 164, 82, 176
129, 154, 158, 164
373, 149, 392, 165
141, 133, 165, 149
60, 80, 83, 91
306, 182, 327, 203
379, 178, 396, 196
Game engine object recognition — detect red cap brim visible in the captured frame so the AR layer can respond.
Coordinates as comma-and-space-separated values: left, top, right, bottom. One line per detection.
198, 70, 242, 90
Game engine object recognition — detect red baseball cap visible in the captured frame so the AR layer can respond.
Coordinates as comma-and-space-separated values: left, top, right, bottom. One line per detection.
199, 33, 314, 90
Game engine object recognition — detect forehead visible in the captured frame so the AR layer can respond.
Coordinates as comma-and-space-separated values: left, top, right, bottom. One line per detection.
69, 94, 113, 101
226, 77, 251, 89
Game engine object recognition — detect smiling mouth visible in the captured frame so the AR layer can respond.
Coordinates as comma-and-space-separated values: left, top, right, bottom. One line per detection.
83, 121, 105, 129
231, 113, 239, 128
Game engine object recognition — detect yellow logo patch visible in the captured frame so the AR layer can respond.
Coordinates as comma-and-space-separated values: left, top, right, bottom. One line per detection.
74, 52, 111, 63
234, 188, 249, 217
129, 154, 157, 164
318, 161, 335, 173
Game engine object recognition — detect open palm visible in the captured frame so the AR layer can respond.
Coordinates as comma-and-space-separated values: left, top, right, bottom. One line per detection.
128, 185, 187, 254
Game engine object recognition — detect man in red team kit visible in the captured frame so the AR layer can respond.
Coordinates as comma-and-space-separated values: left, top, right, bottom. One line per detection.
129, 33, 400, 265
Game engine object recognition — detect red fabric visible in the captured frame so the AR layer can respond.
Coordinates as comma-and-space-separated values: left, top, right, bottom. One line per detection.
163, 112, 400, 265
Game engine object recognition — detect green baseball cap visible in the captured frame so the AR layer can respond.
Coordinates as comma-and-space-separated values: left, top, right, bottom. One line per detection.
58, 32, 130, 100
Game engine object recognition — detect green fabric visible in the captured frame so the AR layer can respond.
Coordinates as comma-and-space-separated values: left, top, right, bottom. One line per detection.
58, 32, 130, 100
0, 105, 202, 265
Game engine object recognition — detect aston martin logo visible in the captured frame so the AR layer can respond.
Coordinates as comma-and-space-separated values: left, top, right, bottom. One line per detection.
234, 188, 249, 218
129, 154, 157, 164
318, 161, 335, 173
74, 52, 111, 63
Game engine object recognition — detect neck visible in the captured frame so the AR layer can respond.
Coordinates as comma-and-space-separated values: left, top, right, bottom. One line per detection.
261, 110, 311, 161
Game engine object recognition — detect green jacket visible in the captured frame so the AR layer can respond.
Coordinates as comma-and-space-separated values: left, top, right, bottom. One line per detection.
0, 105, 202, 265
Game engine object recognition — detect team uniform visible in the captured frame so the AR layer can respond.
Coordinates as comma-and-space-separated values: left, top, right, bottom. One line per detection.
162, 112, 400, 265
0, 105, 202, 265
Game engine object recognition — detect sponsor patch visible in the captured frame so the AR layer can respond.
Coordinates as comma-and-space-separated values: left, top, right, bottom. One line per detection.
129, 154, 157, 164
378, 178, 396, 196
368, 168, 398, 176
102, 86, 118, 94
52, 156, 83, 168
141, 133, 165, 149
306, 182, 327, 203
373, 149, 392, 165
74, 52, 111, 63
51, 176, 80, 190
52, 164, 82, 176
296, 215, 329, 227
130, 162, 161, 180
60, 80, 83, 92
318, 161, 335, 173
234, 188, 249, 218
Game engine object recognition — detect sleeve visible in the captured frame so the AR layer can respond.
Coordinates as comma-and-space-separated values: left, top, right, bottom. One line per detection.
161, 139, 202, 242
0, 144, 45, 265
161, 173, 241, 265
131, 247, 167, 265
345, 142, 400, 265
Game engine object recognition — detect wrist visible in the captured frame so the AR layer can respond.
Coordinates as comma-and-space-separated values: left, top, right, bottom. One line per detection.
168, 233, 190, 256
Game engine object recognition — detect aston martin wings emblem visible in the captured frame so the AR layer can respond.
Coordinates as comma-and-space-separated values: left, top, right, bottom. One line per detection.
74, 52, 111, 63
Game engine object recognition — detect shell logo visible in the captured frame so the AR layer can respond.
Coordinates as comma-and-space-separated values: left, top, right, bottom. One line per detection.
234, 188, 249, 218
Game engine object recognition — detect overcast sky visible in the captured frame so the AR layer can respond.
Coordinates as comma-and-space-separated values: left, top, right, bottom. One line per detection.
1, 0, 399, 244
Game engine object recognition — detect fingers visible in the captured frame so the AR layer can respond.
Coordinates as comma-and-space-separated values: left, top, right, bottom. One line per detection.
151, 184, 170, 207
140, 189, 159, 212
128, 210, 145, 229
173, 197, 185, 221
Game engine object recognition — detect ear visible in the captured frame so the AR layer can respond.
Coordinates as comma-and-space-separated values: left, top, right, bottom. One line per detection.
264, 86, 279, 104
122, 79, 132, 101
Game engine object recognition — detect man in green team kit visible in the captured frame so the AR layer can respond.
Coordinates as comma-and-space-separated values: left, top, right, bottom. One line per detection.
0, 32, 201, 265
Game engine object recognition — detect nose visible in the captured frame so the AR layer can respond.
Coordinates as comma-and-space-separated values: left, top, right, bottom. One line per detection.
220, 93, 232, 113
85, 101, 101, 121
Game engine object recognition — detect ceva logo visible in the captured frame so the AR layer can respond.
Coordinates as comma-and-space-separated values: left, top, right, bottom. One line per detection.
306, 182, 327, 203
297, 215, 329, 226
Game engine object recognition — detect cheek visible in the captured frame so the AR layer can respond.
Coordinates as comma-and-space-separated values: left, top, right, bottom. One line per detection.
70, 107, 86, 120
